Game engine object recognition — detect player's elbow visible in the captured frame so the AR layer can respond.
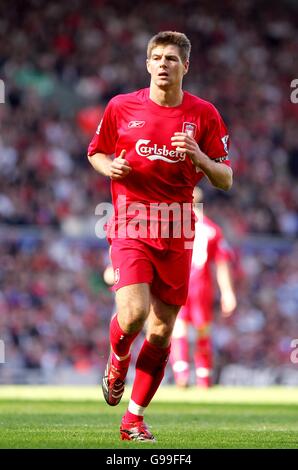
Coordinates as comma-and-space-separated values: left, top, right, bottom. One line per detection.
220, 168, 233, 191
221, 178, 233, 191
87, 154, 97, 169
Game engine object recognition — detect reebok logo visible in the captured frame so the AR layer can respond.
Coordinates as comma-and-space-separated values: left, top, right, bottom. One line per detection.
128, 120, 146, 128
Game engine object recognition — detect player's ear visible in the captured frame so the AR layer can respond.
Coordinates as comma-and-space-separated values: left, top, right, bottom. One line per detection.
146, 58, 151, 74
183, 60, 189, 75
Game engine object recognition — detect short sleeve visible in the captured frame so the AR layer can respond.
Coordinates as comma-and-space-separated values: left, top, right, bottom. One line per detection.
199, 104, 230, 165
87, 99, 118, 157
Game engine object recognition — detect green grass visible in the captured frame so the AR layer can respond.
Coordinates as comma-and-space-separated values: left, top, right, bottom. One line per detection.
0, 386, 297, 449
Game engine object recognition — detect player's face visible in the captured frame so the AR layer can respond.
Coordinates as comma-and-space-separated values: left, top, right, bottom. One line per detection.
147, 44, 189, 90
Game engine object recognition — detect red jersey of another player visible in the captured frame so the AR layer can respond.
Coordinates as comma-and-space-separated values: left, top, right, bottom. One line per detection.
179, 215, 233, 324
88, 88, 230, 242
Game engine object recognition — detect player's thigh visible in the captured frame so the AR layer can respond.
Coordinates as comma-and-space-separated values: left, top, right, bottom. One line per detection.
116, 283, 151, 332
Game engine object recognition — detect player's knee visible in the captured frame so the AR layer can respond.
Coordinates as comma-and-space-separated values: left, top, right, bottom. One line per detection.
147, 322, 173, 347
118, 301, 149, 333
197, 323, 211, 338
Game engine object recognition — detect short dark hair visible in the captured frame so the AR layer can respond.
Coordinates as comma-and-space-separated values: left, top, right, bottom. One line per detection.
147, 31, 191, 63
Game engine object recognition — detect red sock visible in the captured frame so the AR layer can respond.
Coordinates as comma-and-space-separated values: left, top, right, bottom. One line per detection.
195, 336, 212, 386
195, 336, 212, 370
110, 314, 139, 358
170, 336, 189, 386
131, 340, 170, 408
123, 340, 170, 424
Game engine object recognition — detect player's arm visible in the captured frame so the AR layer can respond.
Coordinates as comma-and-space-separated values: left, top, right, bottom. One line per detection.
87, 98, 131, 180
215, 259, 237, 317
193, 149, 232, 191
171, 132, 232, 191
87, 149, 131, 180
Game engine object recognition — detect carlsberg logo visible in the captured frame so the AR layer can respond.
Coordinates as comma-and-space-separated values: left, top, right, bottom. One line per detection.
135, 139, 185, 163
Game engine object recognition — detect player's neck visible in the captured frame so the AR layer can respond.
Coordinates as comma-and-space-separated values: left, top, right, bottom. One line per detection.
149, 85, 184, 107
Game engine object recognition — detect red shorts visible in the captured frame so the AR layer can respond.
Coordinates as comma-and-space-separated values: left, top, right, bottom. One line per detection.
110, 237, 193, 306
177, 278, 212, 326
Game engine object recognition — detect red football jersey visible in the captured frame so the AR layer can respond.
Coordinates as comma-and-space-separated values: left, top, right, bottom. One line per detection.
88, 88, 230, 240
188, 215, 233, 304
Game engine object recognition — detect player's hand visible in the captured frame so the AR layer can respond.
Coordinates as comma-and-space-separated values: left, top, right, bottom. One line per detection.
109, 150, 132, 180
221, 291, 237, 317
171, 132, 207, 168
103, 265, 115, 286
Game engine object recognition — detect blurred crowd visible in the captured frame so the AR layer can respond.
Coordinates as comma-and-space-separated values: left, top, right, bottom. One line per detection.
0, 0, 298, 382
0, 234, 114, 378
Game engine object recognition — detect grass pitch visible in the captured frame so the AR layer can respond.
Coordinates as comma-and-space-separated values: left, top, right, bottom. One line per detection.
0, 385, 297, 449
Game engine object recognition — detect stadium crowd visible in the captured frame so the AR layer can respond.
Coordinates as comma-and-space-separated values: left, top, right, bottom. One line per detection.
0, 0, 297, 382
